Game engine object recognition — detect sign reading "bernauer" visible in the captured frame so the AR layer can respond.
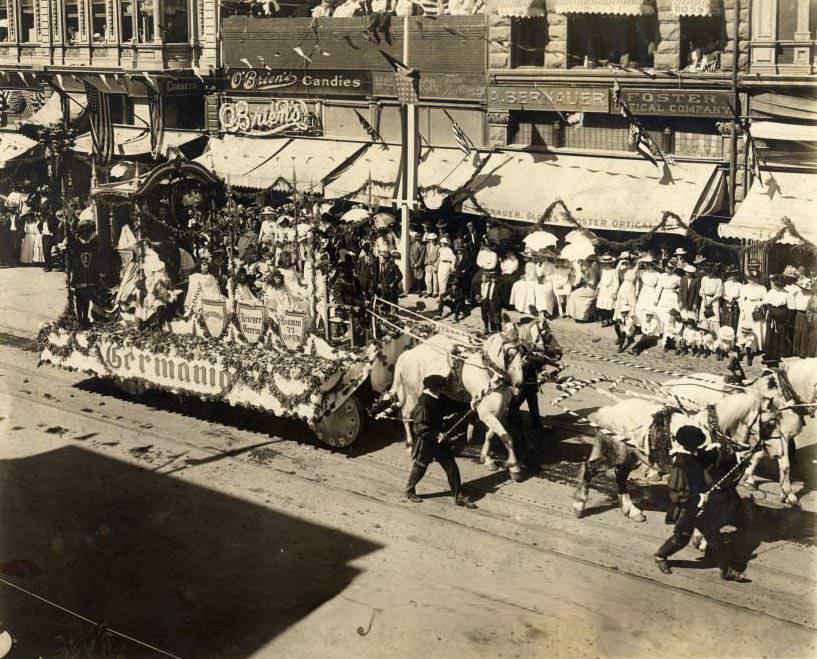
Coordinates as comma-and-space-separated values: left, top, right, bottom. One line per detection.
620, 89, 733, 117
488, 86, 609, 112
228, 69, 372, 96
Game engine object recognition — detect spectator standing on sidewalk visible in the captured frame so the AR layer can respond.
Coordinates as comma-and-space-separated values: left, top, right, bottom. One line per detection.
423, 233, 440, 298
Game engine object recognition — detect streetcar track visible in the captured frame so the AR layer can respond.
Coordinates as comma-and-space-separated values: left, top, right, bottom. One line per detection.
2, 368, 815, 631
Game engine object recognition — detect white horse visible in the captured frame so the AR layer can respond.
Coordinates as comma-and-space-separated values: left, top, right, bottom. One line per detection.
573, 390, 777, 522
386, 324, 526, 481
662, 360, 816, 506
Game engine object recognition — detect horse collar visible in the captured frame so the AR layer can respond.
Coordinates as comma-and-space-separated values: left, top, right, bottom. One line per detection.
777, 369, 803, 407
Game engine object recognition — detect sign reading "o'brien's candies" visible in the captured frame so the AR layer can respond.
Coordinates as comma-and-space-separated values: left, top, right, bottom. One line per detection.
228, 69, 372, 97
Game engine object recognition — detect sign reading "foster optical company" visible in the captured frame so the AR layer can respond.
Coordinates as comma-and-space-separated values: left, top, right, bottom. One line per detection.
620, 89, 733, 117
228, 69, 372, 97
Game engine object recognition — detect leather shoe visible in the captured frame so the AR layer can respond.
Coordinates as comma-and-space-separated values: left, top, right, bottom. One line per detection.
405, 491, 423, 503
455, 496, 476, 509
655, 557, 672, 574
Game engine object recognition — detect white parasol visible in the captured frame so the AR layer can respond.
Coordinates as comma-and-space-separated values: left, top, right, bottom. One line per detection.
560, 241, 595, 261
564, 229, 592, 244
523, 230, 558, 251
340, 207, 370, 223
372, 212, 396, 230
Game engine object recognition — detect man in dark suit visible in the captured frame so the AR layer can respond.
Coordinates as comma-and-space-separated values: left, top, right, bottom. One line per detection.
375, 250, 402, 304
477, 270, 502, 333
405, 374, 475, 508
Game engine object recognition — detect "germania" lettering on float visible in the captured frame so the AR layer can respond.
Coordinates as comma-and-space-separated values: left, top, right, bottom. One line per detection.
101, 343, 231, 395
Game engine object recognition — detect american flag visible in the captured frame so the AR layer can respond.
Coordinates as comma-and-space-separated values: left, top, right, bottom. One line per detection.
84, 81, 113, 165
379, 50, 419, 104
443, 108, 475, 157
354, 109, 387, 150
147, 86, 164, 160
628, 122, 660, 172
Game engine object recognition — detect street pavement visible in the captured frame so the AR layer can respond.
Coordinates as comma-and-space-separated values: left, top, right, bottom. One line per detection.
0, 266, 815, 658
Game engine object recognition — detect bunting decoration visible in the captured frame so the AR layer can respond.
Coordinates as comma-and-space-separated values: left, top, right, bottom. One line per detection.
83, 81, 114, 165
612, 79, 673, 175
354, 109, 387, 150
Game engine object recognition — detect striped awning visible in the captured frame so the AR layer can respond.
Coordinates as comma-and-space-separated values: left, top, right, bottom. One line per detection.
552, 0, 647, 14
670, 0, 721, 15
495, 0, 546, 17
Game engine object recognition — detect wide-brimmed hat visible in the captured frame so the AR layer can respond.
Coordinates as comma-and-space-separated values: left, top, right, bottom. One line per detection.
771, 273, 794, 285
683, 264, 697, 274
796, 277, 814, 291
782, 265, 800, 279
674, 247, 688, 256
693, 255, 706, 265
599, 254, 615, 264
618, 251, 631, 260
261, 206, 275, 215
676, 425, 706, 452
424, 232, 438, 241
639, 254, 655, 264
441, 236, 451, 246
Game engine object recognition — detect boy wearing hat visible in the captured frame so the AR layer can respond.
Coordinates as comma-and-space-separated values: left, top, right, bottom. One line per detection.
631, 309, 662, 356
613, 303, 638, 352
405, 374, 476, 508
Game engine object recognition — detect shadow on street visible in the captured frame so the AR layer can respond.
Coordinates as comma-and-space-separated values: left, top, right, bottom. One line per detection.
0, 446, 382, 658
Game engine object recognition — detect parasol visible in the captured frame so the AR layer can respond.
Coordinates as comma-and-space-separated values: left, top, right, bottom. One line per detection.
523, 230, 558, 251
560, 241, 595, 261
372, 212, 396, 230
340, 207, 370, 223
564, 229, 592, 244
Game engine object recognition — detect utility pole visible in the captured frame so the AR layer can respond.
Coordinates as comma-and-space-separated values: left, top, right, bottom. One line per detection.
728, 0, 740, 215
399, 14, 418, 294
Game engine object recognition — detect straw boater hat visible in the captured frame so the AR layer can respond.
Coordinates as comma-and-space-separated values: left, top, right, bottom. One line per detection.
424, 232, 438, 241
440, 236, 451, 246
639, 254, 655, 264
674, 247, 688, 256
599, 254, 615, 265
261, 206, 275, 215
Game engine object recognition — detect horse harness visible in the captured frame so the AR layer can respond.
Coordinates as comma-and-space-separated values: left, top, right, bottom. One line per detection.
777, 368, 813, 420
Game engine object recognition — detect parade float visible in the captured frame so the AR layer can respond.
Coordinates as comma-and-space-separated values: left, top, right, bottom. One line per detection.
37, 155, 403, 447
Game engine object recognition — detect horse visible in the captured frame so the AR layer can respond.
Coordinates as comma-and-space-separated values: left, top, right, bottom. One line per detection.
385, 318, 526, 481
572, 390, 778, 522
661, 362, 816, 507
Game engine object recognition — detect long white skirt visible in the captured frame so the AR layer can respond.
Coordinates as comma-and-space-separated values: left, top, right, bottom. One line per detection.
20, 234, 44, 264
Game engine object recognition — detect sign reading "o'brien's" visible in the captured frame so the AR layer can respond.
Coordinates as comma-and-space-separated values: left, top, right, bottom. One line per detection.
219, 99, 322, 136
228, 69, 372, 97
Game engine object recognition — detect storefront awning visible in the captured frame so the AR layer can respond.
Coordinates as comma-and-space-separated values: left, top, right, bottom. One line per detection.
751, 93, 817, 122
73, 129, 203, 158
751, 121, 817, 142
670, 0, 721, 15
418, 147, 484, 210
461, 151, 722, 233
718, 172, 816, 245
496, 0, 547, 17
323, 144, 403, 205
552, 0, 647, 14
196, 136, 367, 192
0, 131, 40, 168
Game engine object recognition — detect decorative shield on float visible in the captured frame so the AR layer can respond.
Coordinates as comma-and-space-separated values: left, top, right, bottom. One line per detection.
201, 298, 228, 338
278, 311, 311, 351
237, 303, 266, 344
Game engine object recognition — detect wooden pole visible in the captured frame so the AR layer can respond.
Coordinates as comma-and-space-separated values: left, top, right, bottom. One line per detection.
728, 0, 740, 215
399, 14, 417, 295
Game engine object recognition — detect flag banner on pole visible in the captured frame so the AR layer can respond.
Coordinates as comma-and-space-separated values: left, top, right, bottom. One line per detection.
147, 86, 164, 160
443, 108, 475, 157
379, 50, 419, 104
628, 122, 660, 172
83, 81, 114, 166
354, 109, 387, 149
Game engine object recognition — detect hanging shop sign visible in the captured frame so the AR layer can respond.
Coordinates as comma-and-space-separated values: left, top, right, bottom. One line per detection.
159, 77, 205, 96
487, 85, 609, 112
373, 72, 485, 101
237, 303, 266, 344
278, 311, 311, 351
619, 89, 733, 117
227, 69, 372, 97
218, 98, 322, 136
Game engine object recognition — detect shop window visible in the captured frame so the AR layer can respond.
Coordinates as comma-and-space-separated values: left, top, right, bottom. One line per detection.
508, 111, 559, 147
163, 0, 189, 42
20, 0, 36, 42
65, 0, 80, 43
109, 95, 135, 125
428, 107, 483, 148
566, 10, 656, 69
322, 105, 370, 140
163, 96, 205, 129
562, 113, 631, 151
92, 0, 107, 40
680, 15, 725, 71
0, 1, 9, 42
511, 17, 546, 68
120, 0, 154, 42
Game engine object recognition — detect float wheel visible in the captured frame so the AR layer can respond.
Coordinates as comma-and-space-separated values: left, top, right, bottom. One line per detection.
313, 394, 365, 448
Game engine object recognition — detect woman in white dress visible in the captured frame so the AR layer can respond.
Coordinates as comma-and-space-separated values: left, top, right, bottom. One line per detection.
261, 269, 292, 319
552, 257, 574, 317
613, 255, 638, 322
595, 254, 619, 326
698, 263, 724, 333
183, 260, 223, 317
20, 214, 44, 264
532, 253, 556, 316
510, 255, 537, 314
655, 262, 682, 327
634, 256, 660, 326
737, 267, 768, 351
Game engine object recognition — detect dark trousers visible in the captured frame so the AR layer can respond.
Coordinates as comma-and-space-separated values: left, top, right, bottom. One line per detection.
596, 308, 613, 324
509, 364, 542, 429
406, 437, 462, 500
74, 287, 95, 326
481, 302, 500, 332
440, 296, 465, 319
631, 334, 658, 355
